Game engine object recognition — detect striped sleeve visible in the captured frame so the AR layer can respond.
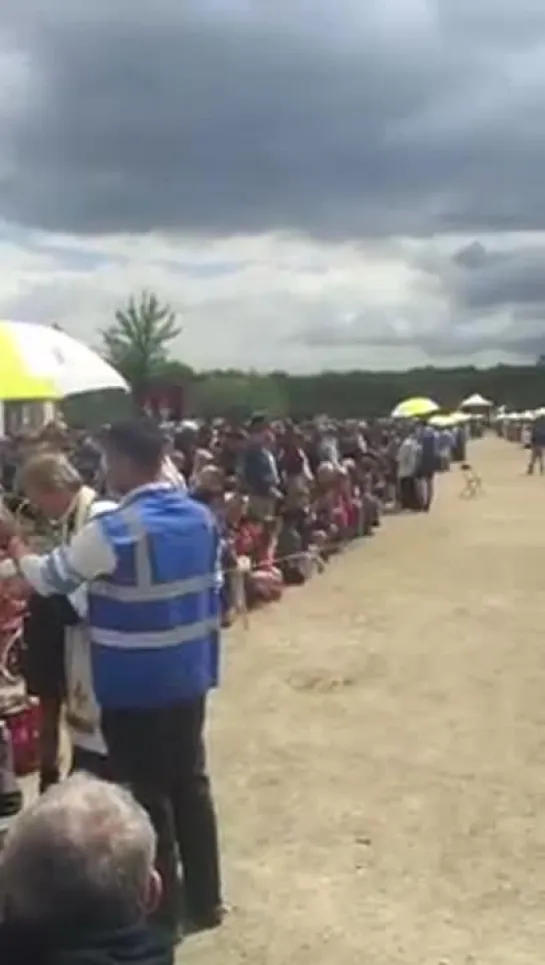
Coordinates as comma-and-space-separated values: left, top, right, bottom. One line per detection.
17, 519, 116, 597
40, 543, 87, 595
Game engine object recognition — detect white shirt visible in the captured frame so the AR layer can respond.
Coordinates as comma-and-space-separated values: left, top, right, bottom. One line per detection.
0, 519, 117, 595
397, 436, 421, 479
63, 499, 116, 755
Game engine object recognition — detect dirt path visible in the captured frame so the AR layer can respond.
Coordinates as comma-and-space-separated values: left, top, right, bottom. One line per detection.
180, 437, 544, 963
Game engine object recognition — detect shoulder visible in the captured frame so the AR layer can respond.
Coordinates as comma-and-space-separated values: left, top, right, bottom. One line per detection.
88, 499, 118, 520
186, 494, 217, 527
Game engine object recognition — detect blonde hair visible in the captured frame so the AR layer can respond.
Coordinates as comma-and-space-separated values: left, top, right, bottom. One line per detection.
19, 451, 82, 495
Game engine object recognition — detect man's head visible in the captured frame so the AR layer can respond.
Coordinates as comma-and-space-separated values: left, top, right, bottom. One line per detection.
248, 413, 268, 445
19, 452, 83, 519
102, 419, 166, 496
0, 773, 160, 929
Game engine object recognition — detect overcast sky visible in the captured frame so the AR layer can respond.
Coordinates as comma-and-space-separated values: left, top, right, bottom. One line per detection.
0, 0, 544, 371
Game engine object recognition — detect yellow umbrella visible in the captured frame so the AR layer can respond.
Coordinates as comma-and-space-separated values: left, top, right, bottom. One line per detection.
429, 413, 451, 427
450, 411, 471, 423
391, 396, 439, 419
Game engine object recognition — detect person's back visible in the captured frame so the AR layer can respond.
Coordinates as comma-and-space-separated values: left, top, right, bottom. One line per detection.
88, 485, 220, 711
531, 418, 545, 447
92, 420, 224, 936
0, 773, 173, 965
397, 435, 420, 478
419, 424, 438, 475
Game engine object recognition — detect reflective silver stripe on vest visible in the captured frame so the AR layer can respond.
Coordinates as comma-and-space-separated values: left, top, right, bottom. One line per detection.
93, 503, 217, 602
119, 505, 154, 588
92, 616, 220, 650
91, 572, 218, 603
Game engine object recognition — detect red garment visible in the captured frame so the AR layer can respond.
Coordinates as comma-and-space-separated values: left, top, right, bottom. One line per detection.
331, 494, 349, 532
233, 521, 262, 558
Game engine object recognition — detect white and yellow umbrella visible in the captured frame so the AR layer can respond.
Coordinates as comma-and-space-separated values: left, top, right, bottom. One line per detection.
429, 413, 453, 427
0, 321, 127, 399
430, 411, 471, 427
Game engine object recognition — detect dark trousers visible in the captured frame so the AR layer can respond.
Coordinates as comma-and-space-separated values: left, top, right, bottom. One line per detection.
398, 476, 420, 511
101, 697, 221, 928
71, 746, 113, 780
420, 473, 435, 511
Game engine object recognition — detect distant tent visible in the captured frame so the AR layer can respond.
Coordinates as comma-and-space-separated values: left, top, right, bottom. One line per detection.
460, 393, 494, 409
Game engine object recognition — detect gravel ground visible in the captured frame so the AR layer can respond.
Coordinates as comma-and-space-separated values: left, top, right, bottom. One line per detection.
181, 437, 545, 965
17, 438, 544, 964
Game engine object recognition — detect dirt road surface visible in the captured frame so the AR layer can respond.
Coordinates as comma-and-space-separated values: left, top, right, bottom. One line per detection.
181, 437, 545, 965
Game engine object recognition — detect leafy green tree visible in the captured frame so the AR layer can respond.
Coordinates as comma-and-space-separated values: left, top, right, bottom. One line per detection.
101, 291, 181, 399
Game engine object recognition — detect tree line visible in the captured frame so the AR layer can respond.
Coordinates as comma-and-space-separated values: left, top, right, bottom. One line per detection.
62, 291, 545, 425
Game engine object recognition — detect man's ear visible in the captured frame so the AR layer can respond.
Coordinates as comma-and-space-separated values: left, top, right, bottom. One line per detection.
144, 869, 162, 915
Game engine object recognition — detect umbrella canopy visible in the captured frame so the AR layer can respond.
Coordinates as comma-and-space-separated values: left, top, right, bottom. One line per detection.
429, 411, 470, 427
391, 396, 439, 419
460, 393, 493, 409
450, 411, 472, 423
0, 321, 127, 400
429, 413, 450, 427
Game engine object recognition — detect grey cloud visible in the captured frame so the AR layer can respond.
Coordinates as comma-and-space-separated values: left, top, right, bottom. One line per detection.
411, 241, 545, 358
300, 309, 545, 362
1, 1, 545, 238
295, 238, 545, 361
448, 244, 545, 312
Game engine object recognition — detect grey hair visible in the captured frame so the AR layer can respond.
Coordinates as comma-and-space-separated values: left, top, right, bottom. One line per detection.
0, 773, 156, 926
19, 450, 83, 494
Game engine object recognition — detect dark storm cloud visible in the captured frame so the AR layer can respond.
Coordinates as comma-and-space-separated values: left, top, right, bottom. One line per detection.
1, 0, 545, 237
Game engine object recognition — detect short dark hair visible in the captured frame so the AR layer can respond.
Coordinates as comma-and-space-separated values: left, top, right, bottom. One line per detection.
248, 412, 267, 431
104, 419, 165, 474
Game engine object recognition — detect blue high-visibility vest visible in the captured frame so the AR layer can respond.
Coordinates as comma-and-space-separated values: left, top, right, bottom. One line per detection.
88, 485, 221, 709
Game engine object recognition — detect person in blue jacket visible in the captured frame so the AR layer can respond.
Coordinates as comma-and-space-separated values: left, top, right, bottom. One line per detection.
0, 418, 224, 941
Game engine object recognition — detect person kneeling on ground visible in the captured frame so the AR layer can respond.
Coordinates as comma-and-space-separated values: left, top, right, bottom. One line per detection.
0, 773, 173, 965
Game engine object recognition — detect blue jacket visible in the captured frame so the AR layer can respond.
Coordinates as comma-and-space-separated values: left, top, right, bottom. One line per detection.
88, 486, 221, 709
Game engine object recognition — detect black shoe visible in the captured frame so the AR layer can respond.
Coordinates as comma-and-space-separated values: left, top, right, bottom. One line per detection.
184, 903, 225, 933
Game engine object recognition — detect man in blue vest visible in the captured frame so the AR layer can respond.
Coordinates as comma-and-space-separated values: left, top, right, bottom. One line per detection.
0, 418, 223, 940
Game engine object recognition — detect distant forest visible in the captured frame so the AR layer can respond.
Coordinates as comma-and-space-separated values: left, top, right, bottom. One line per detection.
64, 362, 545, 426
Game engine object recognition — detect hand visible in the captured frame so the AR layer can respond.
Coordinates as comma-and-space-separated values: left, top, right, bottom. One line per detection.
6, 535, 28, 562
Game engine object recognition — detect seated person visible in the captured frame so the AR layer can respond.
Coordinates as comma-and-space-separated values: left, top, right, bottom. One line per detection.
277, 479, 316, 584
313, 462, 344, 555
246, 517, 283, 606
335, 463, 362, 540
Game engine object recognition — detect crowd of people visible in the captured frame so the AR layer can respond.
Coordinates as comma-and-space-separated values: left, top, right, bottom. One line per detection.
0, 411, 469, 618
0, 410, 470, 961
495, 410, 545, 476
